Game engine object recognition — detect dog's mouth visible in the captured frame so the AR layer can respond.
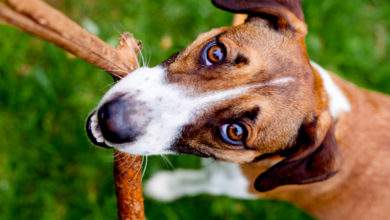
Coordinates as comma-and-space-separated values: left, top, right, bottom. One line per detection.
86, 111, 110, 148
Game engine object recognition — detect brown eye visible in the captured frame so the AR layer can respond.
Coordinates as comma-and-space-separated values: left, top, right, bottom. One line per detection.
220, 123, 247, 146
201, 41, 226, 66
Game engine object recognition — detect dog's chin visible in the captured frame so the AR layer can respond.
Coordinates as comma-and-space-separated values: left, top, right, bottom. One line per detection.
86, 112, 111, 149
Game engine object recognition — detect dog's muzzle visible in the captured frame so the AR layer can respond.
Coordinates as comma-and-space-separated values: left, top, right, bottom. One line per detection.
86, 94, 150, 148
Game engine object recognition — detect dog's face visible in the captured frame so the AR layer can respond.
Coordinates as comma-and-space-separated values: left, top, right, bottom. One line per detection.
87, 0, 340, 190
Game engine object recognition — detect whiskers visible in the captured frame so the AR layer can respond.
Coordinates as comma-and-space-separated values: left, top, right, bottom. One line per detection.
112, 152, 150, 185
114, 25, 150, 69
160, 154, 175, 169
113, 151, 138, 166
138, 46, 151, 68
100, 24, 146, 80
100, 36, 151, 93
141, 155, 149, 179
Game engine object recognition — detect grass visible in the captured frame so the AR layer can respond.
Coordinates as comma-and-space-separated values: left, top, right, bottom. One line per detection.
0, 0, 389, 219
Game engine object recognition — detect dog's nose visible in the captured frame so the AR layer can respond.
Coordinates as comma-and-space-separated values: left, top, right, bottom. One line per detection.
97, 96, 141, 144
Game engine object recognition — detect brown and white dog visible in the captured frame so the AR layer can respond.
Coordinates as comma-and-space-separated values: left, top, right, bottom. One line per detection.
86, 0, 390, 219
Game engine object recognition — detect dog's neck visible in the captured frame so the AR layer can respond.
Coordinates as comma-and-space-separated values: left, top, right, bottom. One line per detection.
310, 62, 351, 119
241, 62, 354, 211
242, 62, 390, 219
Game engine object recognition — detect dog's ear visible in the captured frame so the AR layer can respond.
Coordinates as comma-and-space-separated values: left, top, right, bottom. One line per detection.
254, 111, 341, 192
212, 0, 306, 34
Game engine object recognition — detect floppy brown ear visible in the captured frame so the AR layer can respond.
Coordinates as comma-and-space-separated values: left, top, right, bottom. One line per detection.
212, 0, 307, 34
254, 112, 341, 192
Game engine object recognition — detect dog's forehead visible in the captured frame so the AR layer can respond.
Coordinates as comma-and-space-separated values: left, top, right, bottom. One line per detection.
182, 19, 286, 49
166, 20, 302, 94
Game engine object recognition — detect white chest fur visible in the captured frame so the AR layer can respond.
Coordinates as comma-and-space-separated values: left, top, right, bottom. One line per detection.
145, 158, 255, 201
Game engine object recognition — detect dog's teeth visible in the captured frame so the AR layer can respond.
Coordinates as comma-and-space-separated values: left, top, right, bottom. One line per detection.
89, 115, 104, 143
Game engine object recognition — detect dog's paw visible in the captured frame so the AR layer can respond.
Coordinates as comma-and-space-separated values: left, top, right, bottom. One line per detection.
144, 171, 183, 202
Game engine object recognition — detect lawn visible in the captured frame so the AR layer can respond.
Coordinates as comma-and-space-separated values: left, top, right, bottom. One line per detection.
0, 0, 389, 219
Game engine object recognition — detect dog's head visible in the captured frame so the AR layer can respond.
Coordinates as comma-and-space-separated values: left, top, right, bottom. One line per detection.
87, 0, 340, 191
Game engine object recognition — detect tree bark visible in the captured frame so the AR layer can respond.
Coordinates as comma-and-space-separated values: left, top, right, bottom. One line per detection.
0, 1, 144, 219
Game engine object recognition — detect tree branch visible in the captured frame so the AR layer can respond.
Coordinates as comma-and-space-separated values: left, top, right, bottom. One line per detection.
0, 0, 144, 219
0, 0, 139, 78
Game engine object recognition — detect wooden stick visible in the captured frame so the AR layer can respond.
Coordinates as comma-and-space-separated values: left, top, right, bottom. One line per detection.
114, 152, 144, 220
0, 0, 139, 78
0, 1, 144, 219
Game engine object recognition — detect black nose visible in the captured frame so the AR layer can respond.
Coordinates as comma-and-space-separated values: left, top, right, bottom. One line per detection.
97, 96, 142, 144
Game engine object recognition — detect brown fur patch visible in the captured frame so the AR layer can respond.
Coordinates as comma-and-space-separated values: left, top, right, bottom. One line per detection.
167, 17, 318, 163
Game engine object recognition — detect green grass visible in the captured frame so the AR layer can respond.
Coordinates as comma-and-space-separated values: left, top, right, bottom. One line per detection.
0, 0, 388, 219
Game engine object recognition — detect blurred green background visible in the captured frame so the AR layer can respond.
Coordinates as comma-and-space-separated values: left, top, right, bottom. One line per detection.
0, 0, 389, 219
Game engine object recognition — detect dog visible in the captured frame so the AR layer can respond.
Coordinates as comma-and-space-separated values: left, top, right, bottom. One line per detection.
86, 0, 390, 219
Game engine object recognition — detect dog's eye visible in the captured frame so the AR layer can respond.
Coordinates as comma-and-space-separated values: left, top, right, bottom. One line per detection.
219, 123, 247, 146
201, 41, 226, 66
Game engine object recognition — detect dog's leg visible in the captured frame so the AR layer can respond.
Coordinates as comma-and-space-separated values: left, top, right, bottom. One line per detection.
144, 158, 255, 201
